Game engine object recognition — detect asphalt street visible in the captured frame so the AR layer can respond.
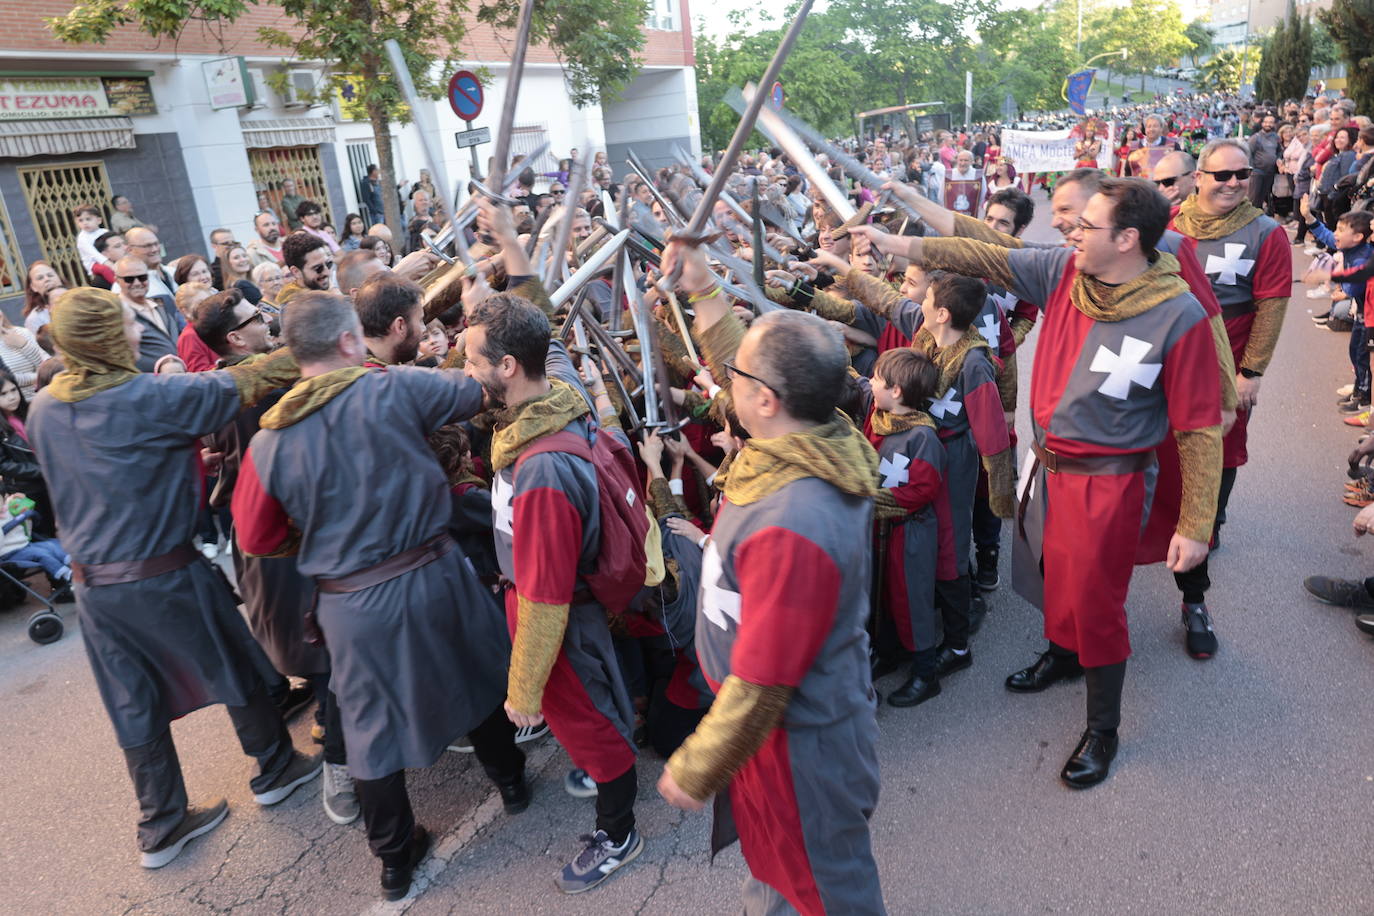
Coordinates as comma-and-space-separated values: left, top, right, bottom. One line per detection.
3, 198, 1372, 915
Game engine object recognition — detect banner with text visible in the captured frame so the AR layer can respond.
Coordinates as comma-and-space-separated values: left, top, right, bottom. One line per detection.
1000, 129, 1078, 174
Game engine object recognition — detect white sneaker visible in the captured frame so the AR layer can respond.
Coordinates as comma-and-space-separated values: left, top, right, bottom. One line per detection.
1339, 384, 1356, 397
447, 734, 474, 753
1304, 246, 1321, 256
1306, 286, 1330, 299
516, 722, 551, 744
321, 762, 359, 825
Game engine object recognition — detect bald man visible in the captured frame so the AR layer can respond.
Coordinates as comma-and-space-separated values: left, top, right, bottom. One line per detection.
1151, 151, 1197, 208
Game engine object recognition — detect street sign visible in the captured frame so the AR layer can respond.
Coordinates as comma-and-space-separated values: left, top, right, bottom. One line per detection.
447, 70, 483, 122
455, 126, 491, 149
771, 81, 785, 109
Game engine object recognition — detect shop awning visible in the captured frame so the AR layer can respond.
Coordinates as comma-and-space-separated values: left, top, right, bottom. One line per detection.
0, 117, 135, 158
240, 117, 337, 149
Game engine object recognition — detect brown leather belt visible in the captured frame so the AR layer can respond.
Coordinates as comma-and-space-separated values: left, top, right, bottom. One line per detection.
316, 534, 453, 594
71, 543, 198, 587
1029, 438, 1155, 476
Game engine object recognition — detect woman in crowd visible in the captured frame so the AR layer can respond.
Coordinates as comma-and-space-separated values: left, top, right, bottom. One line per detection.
174, 283, 217, 371
173, 254, 216, 293
1272, 123, 1298, 224
251, 261, 286, 307
359, 234, 395, 267
1115, 126, 1140, 176
0, 368, 53, 536
0, 311, 50, 403
219, 244, 263, 304
1074, 123, 1102, 167
22, 261, 62, 336
338, 213, 367, 251
986, 157, 1018, 193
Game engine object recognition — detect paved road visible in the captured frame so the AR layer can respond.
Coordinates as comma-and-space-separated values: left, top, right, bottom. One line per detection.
3, 201, 1372, 915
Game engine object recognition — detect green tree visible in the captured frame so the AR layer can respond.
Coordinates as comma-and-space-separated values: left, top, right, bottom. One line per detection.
1255, 1, 1313, 102
1083, 0, 1192, 91
1183, 21, 1214, 66
1318, 0, 1374, 111
47, 0, 649, 240
1197, 46, 1261, 93
972, 4, 1078, 116
1310, 18, 1339, 69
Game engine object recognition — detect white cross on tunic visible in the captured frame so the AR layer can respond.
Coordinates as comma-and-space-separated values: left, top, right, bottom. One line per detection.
929, 387, 963, 420
700, 539, 742, 630
879, 453, 911, 488
977, 312, 1001, 350
1089, 335, 1162, 400
492, 472, 515, 535
989, 290, 1017, 315
1204, 242, 1255, 286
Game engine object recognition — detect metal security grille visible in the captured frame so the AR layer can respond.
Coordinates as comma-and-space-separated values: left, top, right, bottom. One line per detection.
248, 146, 333, 228
16, 160, 113, 288
510, 124, 558, 181
0, 194, 27, 297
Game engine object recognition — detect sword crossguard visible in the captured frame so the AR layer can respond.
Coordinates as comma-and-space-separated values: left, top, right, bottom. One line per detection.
470, 180, 522, 208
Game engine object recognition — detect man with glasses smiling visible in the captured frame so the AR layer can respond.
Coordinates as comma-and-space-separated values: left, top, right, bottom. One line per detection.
115, 254, 184, 372
278, 231, 336, 304
123, 226, 177, 310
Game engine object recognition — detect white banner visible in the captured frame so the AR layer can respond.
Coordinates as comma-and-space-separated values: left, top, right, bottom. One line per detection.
1000, 128, 1077, 174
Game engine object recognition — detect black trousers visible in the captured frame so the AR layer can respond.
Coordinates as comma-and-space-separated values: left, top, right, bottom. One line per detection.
595, 765, 638, 844
935, 575, 971, 652
972, 493, 1002, 552
1174, 466, 1238, 603
353, 704, 523, 863
121, 680, 293, 851
1048, 642, 1125, 733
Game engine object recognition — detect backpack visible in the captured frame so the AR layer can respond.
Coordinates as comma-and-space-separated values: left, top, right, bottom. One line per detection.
514, 425, 662, 614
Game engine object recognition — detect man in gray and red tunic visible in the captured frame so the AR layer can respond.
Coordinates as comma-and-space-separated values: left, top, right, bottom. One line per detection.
856, 177, 1223, 788
658, 240, 887, 915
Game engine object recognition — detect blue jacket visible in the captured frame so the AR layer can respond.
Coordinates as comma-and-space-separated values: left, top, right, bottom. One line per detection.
1310, 222, 1372, 308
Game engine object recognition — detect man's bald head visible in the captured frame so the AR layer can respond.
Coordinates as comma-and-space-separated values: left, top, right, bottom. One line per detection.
123, 227, 162, 268
367, 223, 393, 243
1151, 150, 1196, 204
337, 248, 386, 298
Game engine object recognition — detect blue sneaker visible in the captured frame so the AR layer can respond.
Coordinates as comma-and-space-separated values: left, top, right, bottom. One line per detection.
555, 829, 643, 894
563, 767, 598, 798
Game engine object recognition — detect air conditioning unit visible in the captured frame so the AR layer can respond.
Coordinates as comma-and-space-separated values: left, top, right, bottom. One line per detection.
245, 68, 269, 110
281, 69, 317, 108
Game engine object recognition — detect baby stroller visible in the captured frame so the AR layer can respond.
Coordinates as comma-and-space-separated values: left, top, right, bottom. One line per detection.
0, 506, 71, 645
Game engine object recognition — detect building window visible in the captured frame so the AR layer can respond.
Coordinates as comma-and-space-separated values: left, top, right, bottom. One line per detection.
17, 160, 114, 290
647, 0, 678, 31
0, 194, 26, 297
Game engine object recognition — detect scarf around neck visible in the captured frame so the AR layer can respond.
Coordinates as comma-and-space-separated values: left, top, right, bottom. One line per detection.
1069, 251, 1188, 322
870, 407, 937, 439
914, 324, 991, 400
489, 378, 590, 471
721, 412, 878, 507
1173, 195, 1263, 241
259, 366, 370, 429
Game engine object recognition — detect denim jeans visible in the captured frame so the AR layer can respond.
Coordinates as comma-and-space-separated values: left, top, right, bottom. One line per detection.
2, 538, 69, 579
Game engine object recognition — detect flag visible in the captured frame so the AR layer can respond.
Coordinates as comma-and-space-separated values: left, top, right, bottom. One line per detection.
1065, 69, 1096, 115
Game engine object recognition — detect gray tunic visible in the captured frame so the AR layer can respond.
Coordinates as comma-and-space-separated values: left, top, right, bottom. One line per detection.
29, 373, 265, 748
245, 368, 509, 780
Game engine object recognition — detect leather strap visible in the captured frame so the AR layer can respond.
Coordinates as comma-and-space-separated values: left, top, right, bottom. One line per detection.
71, 543, 198, 587
316, 534, 453, 595
1028, 438, 1156, 477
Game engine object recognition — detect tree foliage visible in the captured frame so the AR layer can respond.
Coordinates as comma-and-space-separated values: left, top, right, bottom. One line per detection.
1081, 0, 1192, 90
1196, 46, 1261, 93
1318, 0, 1374, 112
1183, 21, 1214, 65
47, 0, 649, 240
1254, 1, 1313, 103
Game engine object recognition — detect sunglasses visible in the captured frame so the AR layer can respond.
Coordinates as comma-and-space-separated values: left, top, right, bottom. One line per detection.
1200, 167, 1252, 182
119, 273, 148, 283
723, 361, 777, 393
232, 308, 265, 331
1153, 176, 1181, 188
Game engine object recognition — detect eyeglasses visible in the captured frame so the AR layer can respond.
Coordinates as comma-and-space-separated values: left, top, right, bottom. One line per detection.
1199, 167, 1252, 182
1153, 176, 1180, 188
1074, 218, 1116, 233
551, 189, 566, 195
232, 308, 265, 331
118, 273, 148, 284
723, 361, 777, 393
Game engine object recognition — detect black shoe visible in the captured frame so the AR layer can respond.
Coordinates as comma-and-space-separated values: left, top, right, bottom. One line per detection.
1182, 603, 1218, 659
381, 825, 432, 901
274, 682, 315, 722
870, 650, 912, 681
974, 547, 1000, 591
1303, 575, 1374, 610
887, 673, 941, 707
1341, 399, 1371, 414
499, 774, 532, 815
1005, 650, 1084, 693
935, 645, 972, 678
1357, 614, 1374, 636
1060, 729, 1119, 789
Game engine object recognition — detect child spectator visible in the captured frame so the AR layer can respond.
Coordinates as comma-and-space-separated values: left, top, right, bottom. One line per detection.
73, 205, 107, 275
1304, 200, 1374, 411
0, 491, 71, 588
90, 232, 128, 290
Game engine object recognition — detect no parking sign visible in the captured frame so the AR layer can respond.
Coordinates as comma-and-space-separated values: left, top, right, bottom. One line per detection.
448, 70, 483, 122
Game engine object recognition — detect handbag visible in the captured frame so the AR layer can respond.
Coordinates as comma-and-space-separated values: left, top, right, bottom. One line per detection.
1272, 172, 1292, 198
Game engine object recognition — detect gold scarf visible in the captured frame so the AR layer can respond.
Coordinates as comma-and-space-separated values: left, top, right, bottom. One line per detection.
46, 288, 139, 403
489, 378, 590, 471
871, 408, 936, 437
1069, 252, 1188, 322
1172, 196, 1264, 241
259, 366, 370, 429
722, 413, 879, 507
913, 325, 991, 400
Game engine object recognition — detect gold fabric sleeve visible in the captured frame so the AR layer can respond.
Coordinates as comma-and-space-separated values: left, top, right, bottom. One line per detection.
952, 211, 1025, 250
808, 288, 858, 324
655, 314, 698, 379
1208, 314, 1239, 411
873, 488, 910, 521
508, 275, 555, 318
919, 238, 1017, 290
764, 284, 794, 307
441, 345, 466, 370
667, 674, 793, 801
995, 354, 1018, 412
1240, 296, 1287, 373
1173, 425, 1223, 543
681, 388, 709, 416
697, 310, 748, 389
227, 347, 299, 407
647, 476, 689, 521
841, 269, 902, 321
983, 449, 1017, 519
1010, 315, 1036, 348
506, 595, 570, 716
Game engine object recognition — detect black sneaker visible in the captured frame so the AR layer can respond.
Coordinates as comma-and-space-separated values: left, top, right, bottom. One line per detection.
1312, 310, 1332, 324
253, 750, 323, 805
935, 645, 973, 678
499, 773, 532, 814
1340, 399, 1371, 414
556, 828, 644, 894
381, 825, 431, 901
1182, 603, 1218, 659
139, 799, 229, 868
1303, 576, 1374, 610
974, 547, 1000, 591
